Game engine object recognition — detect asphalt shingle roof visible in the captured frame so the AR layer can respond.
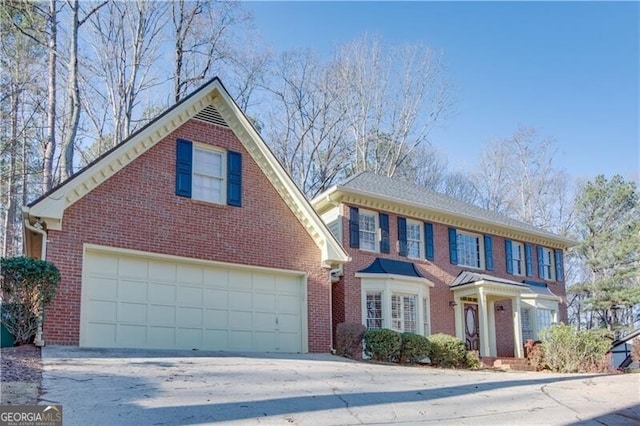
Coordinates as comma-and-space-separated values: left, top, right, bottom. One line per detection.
340, 172, 566, 243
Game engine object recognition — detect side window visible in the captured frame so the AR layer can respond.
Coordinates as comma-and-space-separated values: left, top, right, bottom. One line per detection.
366, 292, 383, 329
406, 220, 423, 258
359, 210, 378, 252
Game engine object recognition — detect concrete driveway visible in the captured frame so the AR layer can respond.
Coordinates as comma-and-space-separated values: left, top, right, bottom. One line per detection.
40, 346, 639, 426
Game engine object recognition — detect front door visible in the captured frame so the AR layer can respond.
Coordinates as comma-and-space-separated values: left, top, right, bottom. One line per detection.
464, 303, 480, 351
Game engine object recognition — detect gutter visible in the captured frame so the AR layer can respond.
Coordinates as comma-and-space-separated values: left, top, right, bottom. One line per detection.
22, 208, 47, 347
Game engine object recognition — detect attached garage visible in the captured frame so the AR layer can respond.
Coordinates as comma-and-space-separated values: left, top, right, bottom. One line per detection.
80, 246, 308, 353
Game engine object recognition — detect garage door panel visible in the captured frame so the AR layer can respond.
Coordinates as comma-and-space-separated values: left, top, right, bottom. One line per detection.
119, 257, 148, 279
118, 324, 146, 345
229, 270, 252, 290
119, 280, 147, 302
176, 328, 202, 349
177, 264, 204, 284
86, 300, 117, 321
203, 269, 228, 289
118, 302, 147, 323
82, 249, 305, 352
148, 326, 175, 347
229, 291, 252, 309
148, 305, 175, 324
254, 274, 276, 291
149, 283, 176, 304
177, 286, 203, 306
204, 288, 228, 308
229, 311, 252, 329
177, 306, 202, 327
204, 309, 228, 327
148, 261, 177, 282
88, 277, 117, 299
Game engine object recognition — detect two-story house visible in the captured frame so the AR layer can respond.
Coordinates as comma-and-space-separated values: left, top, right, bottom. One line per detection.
313, 172, 575, 358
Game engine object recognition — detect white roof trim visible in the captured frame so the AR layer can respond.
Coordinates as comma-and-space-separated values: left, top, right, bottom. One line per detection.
25, 78, 350, 268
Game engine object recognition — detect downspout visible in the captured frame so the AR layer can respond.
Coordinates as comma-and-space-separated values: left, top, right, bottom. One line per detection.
23, 213, 47, 347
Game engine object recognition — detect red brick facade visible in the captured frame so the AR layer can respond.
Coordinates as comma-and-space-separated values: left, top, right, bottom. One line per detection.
42, 120, 332, 352
333, 203, 568, 357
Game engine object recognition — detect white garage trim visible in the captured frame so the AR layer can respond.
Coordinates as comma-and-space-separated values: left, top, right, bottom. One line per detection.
80, 244, 308, 352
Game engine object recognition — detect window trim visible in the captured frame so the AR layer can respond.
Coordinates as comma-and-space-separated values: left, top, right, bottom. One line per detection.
456, 230, 485, 270
512, 241, 525, 276
539, 247, 556, 281
406, 219, 423, 259
358, 209, 379, 253
192, 143, 227, 204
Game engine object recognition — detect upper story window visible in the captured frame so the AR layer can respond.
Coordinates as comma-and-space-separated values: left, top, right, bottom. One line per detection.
449, 227, 493, 271
538, 247, 555, 280
511, 241, 524, 276
175, 138, 242, 206
359, 210, 378, 252
193, 146, 225, 203
406, 220, 423, 258
457, 231, 483, 269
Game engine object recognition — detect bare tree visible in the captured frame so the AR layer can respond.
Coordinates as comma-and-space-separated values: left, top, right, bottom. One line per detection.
264, 50, 350, 197
334, 34, 454, 178
82, 0, 167, 152
171, 0, 249, 102
60, 0, 107, 180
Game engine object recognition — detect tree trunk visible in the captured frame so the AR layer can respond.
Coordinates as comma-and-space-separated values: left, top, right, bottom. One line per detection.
43, 0, 57, 192
3, 86, 19, 257
61, 0, 80, 180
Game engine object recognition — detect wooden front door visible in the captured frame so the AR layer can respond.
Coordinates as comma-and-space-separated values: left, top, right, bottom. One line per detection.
464, 303, 480, 351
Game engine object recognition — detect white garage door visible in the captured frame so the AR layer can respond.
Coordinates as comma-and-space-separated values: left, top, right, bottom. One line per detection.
80, 248, 307, 352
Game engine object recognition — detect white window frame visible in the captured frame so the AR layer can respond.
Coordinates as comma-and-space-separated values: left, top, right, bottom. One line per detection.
512, 241, 525, 276
365, 292, 383, 329
359, 209, 378, 252
457, 230, 484, 269
540, 247, 555, 281
406, 220, 423, 259
521, 298, 558, 341
192, 144, 226, 204
391, 293, 417, 333
359, 275, 433, 337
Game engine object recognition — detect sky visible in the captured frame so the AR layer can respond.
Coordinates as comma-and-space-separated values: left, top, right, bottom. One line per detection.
245, 1, 640, 184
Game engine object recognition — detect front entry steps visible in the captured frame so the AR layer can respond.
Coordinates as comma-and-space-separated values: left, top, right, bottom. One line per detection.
481, 356, 536, 371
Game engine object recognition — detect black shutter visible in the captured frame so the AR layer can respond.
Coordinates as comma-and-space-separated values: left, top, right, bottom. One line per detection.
484, 235, 494, 271
175, 138, 193, 197
227, 151, 242, 207
525, 243, 533, 276
505, 240, 513, 274
397, 217, 407, 257
349, 207, 360, 248
379, 213, 390, 254
448, 227, 458, 265
425, 222, 434, 261
555, 249, 564, 281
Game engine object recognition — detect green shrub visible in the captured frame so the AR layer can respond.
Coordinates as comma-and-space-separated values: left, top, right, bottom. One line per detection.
465, 350, 482, 370
335, 322, 367, 359
399, 332, 431, 364
538, 324, 611, 373
428, 333, 467, 368
364, 328, 401, 362
0, 256, 60, 345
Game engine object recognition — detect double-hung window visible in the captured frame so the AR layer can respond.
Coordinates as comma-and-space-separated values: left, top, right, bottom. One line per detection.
359, 210, 378, 252
406, 220, 422, 258
539, 247, 555, 280
512, 242, 524, 276
457, 231, 483, 269
192, 146, 225, 203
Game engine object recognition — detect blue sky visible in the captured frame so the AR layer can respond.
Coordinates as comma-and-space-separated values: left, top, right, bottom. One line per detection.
245, 1, 639, 183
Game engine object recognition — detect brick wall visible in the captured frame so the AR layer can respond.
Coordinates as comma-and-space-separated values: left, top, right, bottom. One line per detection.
333, 203, 568, 354
42, 119, 332, 352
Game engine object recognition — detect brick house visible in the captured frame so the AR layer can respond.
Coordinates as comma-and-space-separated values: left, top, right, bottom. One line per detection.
22, 78, 349, 353
312, 172, 575, 358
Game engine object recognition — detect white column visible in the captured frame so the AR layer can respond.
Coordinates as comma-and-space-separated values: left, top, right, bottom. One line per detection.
478, 289, 490, 357
512, 296, 524, 358
488, 300, 497, 357
453, 295, 463, 340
